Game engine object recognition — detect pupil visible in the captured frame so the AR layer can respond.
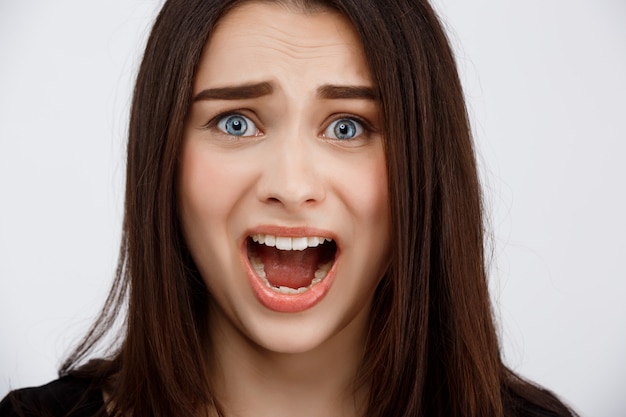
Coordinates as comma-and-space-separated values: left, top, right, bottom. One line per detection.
334, 120, 355, 139
227, 116, 247, 135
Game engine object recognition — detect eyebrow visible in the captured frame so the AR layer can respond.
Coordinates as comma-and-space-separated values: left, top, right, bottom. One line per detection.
316, 84, 378, 101
193, 82, 273, 101
192, 82, 378, 102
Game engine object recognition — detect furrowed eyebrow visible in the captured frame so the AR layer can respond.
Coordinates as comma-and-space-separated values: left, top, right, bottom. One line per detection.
317, 84, 378, 100
193, 82, 273, 101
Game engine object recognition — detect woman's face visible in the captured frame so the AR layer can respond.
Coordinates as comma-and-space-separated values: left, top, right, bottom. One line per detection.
179, 1, 390, 354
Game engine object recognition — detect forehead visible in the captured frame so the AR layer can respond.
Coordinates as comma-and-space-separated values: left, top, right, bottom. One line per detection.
194, 1, 372, 89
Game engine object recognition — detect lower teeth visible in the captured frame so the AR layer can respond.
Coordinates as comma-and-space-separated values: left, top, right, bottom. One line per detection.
249, 256, 332, 294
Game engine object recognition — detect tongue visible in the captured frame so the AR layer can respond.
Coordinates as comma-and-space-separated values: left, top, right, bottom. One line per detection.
256, 245, 321, 289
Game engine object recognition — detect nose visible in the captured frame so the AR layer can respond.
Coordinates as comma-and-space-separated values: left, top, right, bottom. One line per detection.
256, 133, 325, 210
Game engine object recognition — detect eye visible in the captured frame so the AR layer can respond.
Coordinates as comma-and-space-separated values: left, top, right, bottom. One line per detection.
323, 118, 364, 140
216, 114, 259, 137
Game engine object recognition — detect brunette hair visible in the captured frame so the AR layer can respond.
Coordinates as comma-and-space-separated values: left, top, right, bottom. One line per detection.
59, 0, 576, 416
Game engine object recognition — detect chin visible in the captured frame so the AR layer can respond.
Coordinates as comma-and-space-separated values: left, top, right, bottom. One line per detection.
229, 268, 375, 357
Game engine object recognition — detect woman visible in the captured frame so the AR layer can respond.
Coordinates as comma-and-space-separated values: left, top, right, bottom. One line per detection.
0, 0, 578, 416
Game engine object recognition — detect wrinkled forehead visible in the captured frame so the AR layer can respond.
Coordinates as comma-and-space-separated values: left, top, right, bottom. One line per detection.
208, 0, 361, 52
195, 1, 373, 91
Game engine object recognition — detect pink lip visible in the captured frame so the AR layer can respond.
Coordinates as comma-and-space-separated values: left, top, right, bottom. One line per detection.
241, 225, 339, 313
246, 225, 336, 239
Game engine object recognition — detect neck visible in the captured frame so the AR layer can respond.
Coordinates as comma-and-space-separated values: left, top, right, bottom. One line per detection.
206, 307, 370, 417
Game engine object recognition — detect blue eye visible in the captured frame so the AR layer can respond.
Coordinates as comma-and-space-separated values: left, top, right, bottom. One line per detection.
217, 114, 259, 137
324, 118, 364, 140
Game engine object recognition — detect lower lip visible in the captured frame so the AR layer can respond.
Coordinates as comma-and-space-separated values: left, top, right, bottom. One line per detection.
242, 245, 338, 313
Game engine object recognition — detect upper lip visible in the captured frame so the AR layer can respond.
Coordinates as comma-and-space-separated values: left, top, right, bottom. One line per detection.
244, 225, 338, 243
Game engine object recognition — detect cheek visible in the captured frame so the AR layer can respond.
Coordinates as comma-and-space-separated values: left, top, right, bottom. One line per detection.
337, 150, 389, 225
330, 147, 390, 270
177, 141, 254, 284
177, 141, 251, 292
365, 162, 389, 221
354, 164, 390, 265
178, 142, 248, 226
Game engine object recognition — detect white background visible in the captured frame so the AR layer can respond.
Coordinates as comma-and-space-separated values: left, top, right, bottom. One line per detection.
1, 1, 624, 415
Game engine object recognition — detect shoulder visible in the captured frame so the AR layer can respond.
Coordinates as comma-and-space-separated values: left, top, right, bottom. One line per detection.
503, 381, 578, 417
0, 375, 104, 417
507, 398, 574, 417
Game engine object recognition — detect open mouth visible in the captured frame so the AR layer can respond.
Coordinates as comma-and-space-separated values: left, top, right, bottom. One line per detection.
246, 234, 338, 295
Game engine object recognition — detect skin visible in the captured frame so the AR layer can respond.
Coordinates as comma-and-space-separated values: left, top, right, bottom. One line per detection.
178, 2, 390, 416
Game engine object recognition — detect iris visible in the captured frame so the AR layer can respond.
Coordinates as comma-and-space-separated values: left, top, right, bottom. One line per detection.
332, 119, 359, 140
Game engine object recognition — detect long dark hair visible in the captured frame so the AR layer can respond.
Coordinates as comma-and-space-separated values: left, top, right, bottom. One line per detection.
59, 1, 576, 416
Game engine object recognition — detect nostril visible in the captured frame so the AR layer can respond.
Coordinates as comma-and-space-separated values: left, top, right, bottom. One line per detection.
262, 194, 321, 207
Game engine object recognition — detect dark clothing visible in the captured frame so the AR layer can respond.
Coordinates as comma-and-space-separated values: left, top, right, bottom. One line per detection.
1, 375, 572, 417
0, 376, 103, 417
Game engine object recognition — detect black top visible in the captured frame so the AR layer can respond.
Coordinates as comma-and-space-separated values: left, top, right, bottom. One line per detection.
0, 376, 104, 417
1, 376, 572, 417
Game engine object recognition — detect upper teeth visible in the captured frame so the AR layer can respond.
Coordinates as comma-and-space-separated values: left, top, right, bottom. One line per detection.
251, 234, 333, 251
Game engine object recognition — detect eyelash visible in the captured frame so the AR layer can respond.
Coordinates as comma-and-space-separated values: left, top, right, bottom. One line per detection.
204, 111, 375, 142
203, 110, 262, 136
320, 114, 374, 142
